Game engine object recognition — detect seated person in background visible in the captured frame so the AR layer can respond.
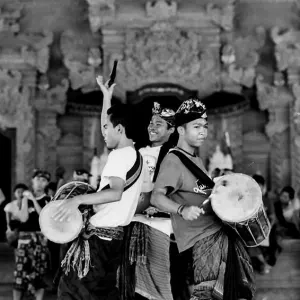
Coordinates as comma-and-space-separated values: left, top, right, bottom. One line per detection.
73, 169, 92, 183
269, 186, 300, 265
248, 174, 274, 274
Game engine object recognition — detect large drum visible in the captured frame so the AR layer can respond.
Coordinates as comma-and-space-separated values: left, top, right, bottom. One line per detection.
210, 173, 271, 247
39, 181, 95, 244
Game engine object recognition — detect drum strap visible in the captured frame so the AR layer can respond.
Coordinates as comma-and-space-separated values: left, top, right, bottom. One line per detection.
101, 149, 143, 192
169, 149, 215, 189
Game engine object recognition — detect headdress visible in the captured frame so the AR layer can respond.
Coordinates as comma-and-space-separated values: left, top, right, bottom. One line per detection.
152, 102, 175, 126
175, 98, 207, 126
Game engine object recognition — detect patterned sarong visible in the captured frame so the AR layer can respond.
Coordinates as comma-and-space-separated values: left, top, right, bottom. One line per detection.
135, 224, 173, 300
14, 231, 49, 296
191, 228, 255, 300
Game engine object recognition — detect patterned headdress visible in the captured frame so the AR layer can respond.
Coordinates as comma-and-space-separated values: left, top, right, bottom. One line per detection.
175, 98, 207, 126
152, 102, 175, 126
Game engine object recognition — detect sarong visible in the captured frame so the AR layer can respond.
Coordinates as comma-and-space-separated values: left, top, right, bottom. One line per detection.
14, 231, 49, 296
135, 225, 173, 300
58, 226, 124, 300
191, 228, 255, 300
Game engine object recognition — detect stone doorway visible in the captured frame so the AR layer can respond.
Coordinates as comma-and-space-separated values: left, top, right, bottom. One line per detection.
0, 128, 16, 241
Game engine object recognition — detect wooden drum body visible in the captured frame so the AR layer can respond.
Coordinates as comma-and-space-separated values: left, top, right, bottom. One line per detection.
210, 173, 271, 247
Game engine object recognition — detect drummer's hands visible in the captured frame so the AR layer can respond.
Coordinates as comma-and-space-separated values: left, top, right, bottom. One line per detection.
181, 206, 204, 221
52, 196, 82, 222
96, 75, 116, 99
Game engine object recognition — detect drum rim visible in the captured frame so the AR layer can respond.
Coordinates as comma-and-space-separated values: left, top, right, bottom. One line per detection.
211, 173, 262, 223
39, 200, 83, 244
52, 181, 95, 202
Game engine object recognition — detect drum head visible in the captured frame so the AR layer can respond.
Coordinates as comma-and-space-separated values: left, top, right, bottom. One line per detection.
39, 200, 83, 244
211, 173, 262, 223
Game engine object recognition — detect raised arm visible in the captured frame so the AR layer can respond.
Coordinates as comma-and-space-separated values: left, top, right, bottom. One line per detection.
96, 75, 116, 137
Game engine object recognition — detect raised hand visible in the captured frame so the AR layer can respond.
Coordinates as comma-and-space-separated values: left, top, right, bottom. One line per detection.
96, 75, 116, 99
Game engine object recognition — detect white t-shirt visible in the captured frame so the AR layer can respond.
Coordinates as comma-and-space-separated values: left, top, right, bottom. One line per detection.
90, 146, 149, 228
139, 145, 162, 182
4, 200, 21, 220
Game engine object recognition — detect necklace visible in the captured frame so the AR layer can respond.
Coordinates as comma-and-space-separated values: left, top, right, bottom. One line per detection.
175, 146, 196, 157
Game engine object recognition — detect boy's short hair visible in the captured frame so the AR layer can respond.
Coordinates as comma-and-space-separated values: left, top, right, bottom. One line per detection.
107, 104, 134, 139
14, 183, 28, 192
252, 174, 265, 187
280, 186, 295, 200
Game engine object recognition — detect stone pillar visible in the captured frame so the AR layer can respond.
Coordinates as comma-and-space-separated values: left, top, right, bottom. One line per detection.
256, 76, 293, 191
35, 79, 69, 178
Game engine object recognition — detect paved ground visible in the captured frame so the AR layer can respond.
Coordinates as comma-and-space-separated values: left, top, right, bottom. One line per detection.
0, 241, 300, 300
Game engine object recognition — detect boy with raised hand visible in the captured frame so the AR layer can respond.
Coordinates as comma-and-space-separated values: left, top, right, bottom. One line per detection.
53, 78, 150, 300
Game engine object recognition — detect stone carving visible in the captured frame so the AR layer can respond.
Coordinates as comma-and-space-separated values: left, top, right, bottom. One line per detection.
206, 1, 235, 31
121, 28, 216, 84
271, 27, 300, 71
35, 78, 69, 114
256, 75, 293, 138
0, 1, 23, 33
61, 30, 101, 91
0, 31, 53, 73
221, 27, 266, 88
146, 0, 177, 20
85, 0, 116, 33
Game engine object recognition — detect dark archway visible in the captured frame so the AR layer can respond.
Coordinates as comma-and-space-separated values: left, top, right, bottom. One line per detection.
0, 128, 16, 241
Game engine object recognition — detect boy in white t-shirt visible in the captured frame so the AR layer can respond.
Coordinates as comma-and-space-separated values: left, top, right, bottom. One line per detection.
53, 79, 150, 300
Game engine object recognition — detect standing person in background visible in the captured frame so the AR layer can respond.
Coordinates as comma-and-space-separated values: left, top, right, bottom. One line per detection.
13, 170, 51, 300
0, 187, 7, 241
151, 98, 255, 300
4, 184, 28, 248
55, 166, 66, 190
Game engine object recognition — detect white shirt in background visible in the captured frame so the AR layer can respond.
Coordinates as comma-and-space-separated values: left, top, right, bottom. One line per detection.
90, 146, 149, 228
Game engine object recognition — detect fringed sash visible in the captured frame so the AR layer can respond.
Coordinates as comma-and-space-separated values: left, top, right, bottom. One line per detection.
129, 222, 149, 265
61, 223, 123, 279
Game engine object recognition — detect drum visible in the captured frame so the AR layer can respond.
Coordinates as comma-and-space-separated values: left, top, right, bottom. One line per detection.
210, 173, 271, 247
39, 181, 96, 244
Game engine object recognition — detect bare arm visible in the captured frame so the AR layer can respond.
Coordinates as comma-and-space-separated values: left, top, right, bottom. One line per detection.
151, 187, 203, 221
53, 176, 125, 222
5, 212, 11, 231
19, 197, 29, 223
97, 76, 116, 137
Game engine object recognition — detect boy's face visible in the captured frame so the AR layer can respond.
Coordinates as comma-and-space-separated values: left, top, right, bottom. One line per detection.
279, 191, 290, 205
104, 116, 121, 150
14, 188, 25, 200
32, 176, 49, 193
181, 116, 208, 148
148, 115, 174, 145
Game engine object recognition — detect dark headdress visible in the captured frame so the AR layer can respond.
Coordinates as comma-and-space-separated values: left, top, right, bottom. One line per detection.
152, 102, 175, 127
175, 98, 207, 126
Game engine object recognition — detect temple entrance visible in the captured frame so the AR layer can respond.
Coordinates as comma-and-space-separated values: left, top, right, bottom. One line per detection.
127, 84, 197, 148
0, 128, 16, 241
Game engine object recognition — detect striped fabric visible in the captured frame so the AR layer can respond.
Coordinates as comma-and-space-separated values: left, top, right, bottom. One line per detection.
135, 225, 173, 300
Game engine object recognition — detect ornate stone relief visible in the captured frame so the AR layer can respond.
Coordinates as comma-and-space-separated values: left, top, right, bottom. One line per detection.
0, 1, 22, 33
271, 26, 300, 188
146, 0, 177, 20
60, 30, 102, 91
85, 0, 116, 33
0, 31, 53, 73
221, 27, 266, 91
206, 0, 235, 32
113, 26, 219, 98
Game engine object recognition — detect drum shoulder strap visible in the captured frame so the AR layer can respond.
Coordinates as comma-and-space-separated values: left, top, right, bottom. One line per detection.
169, 149, 214, 189
101, 149, 143, 192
